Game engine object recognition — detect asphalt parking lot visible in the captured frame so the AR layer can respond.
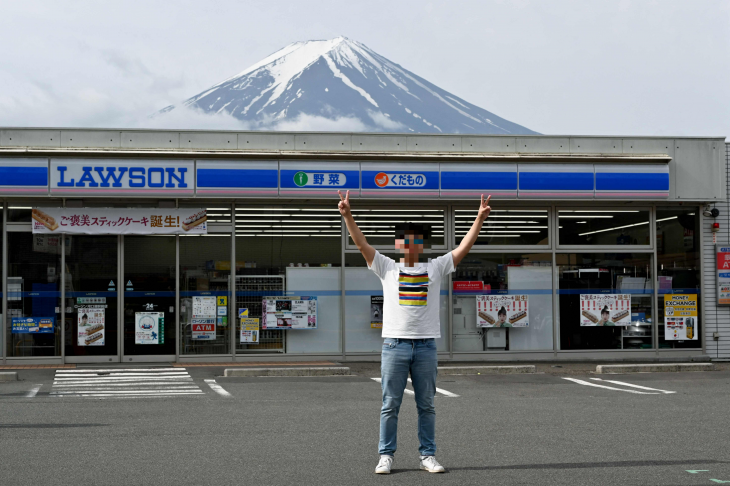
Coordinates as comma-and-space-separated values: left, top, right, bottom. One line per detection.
1, 364, 729, 485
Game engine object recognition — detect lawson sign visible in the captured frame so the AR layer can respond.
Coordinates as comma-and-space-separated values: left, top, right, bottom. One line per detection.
50, 159, 194, 195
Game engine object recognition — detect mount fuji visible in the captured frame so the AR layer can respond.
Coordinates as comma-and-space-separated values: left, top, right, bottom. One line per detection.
155, 36, 537, 134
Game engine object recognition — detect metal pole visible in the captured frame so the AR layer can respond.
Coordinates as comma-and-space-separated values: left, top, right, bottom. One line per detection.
340, 215, 346, 359
119, 235, 124, 360
175, 234, 180, 363
2, 201, 7, 365
447, 203, 453, 359
230, 201, 236, 358
60, 230, 65, 361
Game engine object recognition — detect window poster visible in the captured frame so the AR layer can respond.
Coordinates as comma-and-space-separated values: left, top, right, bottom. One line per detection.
78, 308, 105, 346
371, 296, 383, 329
580, 294, 631, 326
664, 294, 698, 340
240, 318, 260, 344
716, 245, 730, 305
476, 295, 529, 327
193, 296, 216, 318
11, 317, 54, 334
192, 318, 216, 340
261, 296, 317, 330
135, 312, 164, 344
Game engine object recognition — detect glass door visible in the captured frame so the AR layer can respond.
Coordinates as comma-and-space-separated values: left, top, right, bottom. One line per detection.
122, 236, 177, 361
64, 235, 120, 362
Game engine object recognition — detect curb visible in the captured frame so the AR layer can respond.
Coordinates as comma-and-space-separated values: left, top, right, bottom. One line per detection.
596, 363, 715, 374
438, 365, 535, 375
224, 367, 351, 377
0, 372, 18, 382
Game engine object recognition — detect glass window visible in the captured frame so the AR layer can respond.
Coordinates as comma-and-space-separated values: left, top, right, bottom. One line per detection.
345, 252, 449, 353
6, 233, 62, 357
235, 206, 341, 354
452, 253, 553, 352
558, 253, 653, 350
123, 236, 177, 356
64, 235, 119, 357
348, 208, 445, 248
656, 207, 701, 349
559, 209, 650, 246
455, 209, 549, 246
180, 234, 231, 355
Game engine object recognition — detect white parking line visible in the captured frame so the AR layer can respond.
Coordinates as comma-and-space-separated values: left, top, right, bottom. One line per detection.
371, 378, 415, 395
25, 385, 42, 398
407, 378, 460, 398
590, 378, 676, 394
204, 379, 232, 397
562, 377, 660, 394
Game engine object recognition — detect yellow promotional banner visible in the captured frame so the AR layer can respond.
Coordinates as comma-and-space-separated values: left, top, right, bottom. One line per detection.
664, 294, 698, 341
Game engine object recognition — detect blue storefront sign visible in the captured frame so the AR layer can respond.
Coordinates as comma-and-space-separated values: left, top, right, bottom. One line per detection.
12, 317, 55, 333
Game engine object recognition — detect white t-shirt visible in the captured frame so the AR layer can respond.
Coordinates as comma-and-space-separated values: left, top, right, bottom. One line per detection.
368, 251, 455, 339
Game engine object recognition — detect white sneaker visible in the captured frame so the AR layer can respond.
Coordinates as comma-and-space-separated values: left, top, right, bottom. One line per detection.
420, 456, 446, 473
375, 455, 394, 474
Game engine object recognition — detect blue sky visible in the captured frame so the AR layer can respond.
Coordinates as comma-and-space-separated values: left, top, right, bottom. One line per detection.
0, 0, 727, 137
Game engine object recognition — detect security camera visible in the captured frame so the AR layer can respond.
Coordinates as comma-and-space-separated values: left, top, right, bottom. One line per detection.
703, 206, 720, 218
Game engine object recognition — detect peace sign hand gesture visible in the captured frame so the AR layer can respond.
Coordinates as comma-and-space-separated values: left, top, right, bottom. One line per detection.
478, 194, 492, 220
338, 190, 352, 217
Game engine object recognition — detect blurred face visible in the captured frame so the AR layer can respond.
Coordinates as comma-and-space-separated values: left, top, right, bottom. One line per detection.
498, 312, 507, 323
601, 311, 609, 321
395, 232, 424, 257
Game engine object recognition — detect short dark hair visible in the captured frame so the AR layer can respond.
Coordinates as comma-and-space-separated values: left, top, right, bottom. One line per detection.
394, 223, 430, 240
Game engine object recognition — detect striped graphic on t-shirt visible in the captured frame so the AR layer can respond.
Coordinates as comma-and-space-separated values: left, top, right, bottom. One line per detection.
399, 272, 429, 306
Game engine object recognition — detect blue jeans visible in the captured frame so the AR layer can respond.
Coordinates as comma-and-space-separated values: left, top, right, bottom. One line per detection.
379, 338, 438, 457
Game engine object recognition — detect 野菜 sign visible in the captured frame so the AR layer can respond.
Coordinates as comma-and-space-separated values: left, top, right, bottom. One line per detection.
32, 208, 207, 235
476, 295, 529, 327
579, 294, 631, 326
293, 171, 347, 187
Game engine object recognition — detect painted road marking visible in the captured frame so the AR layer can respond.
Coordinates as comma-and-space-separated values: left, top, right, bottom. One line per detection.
371, 378, 415, 395
25, 385, 42, 398
407, 378, 460, 398
591, 378, 676, 394
205, 379, 232, 397
562, 377, 660, 394
686, 470, 709, 473
50, 368, 204, 399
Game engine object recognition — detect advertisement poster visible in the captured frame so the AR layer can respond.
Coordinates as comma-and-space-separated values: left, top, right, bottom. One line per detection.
262, 296, 317, 329
78, 308, 105, 346
371, 296, 383, 329
453, 281, 484, 292
192, 296, 216, 318
240, 318, 260, 344
11, 317, 54, 334
664, 294, 698, 340
32, 208, 207, 235
33, 234, 71, 255
192, 318, 216, 340
716, 245, 730, 305
476, 295, 529, 327
579, 294, 631, 326
135, 312, 164, 344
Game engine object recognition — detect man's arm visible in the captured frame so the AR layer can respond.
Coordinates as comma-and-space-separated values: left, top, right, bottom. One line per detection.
338, 190, 376, 267
451, 195, 491, 267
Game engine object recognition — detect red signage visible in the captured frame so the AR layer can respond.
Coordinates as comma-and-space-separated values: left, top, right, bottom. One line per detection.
453, 281, 484, 291
717, 250, 730, 269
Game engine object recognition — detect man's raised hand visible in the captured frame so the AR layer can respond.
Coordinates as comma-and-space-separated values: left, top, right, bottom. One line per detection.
338, 190, 351, 217
478, 194, 492, 219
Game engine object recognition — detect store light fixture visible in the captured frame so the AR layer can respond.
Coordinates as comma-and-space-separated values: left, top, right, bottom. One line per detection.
560, 210, 640, 213
579, 221, 648, 236
559, 215, 614, 219
656, 216, 678, 222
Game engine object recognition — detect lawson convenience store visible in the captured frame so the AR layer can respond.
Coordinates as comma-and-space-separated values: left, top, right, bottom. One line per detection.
0, 129, 727, 364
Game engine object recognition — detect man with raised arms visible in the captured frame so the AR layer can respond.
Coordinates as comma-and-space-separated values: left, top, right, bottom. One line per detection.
337, 190, 492, 474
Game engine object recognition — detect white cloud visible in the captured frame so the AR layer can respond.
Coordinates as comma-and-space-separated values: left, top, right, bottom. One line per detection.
367, 110, 406, 130
271, 112, 369, 132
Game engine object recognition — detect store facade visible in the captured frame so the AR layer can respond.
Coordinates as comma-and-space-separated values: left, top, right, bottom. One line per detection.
0, 129, 727, 364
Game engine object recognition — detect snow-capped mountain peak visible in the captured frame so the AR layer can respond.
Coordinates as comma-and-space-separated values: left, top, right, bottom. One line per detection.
156, 36, 537, 134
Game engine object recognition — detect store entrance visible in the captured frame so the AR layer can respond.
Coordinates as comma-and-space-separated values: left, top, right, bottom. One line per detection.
64, 235, 120, 363
122, 236, 176, 362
